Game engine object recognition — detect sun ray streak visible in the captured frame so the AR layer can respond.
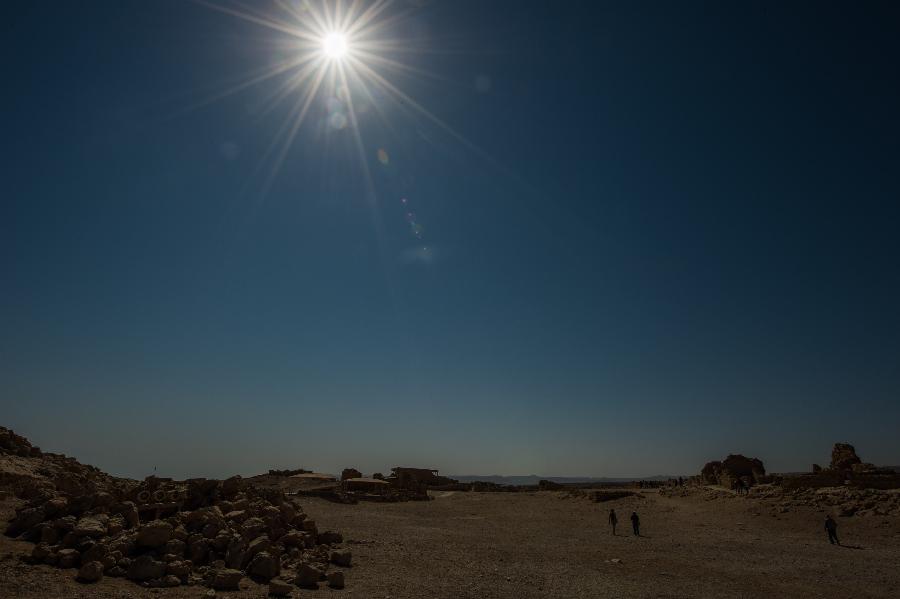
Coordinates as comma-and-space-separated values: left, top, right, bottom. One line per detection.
336, 59, 398, 316
173, 54, 318, 119
253, 61, 322, 118
345, 0, 394, 37
193, 0, 320, 41
349, 56, 533, 191
257, 62, 329, 199
356, 52, 452, 83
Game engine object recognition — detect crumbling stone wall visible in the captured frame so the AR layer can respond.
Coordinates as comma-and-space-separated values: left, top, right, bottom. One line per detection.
700, 454, 765, 488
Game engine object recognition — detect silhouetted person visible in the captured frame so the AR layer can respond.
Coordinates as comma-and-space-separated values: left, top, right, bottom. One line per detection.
609, 509, 618, 535
630, 511, 640, 536
825, 515, 839, 545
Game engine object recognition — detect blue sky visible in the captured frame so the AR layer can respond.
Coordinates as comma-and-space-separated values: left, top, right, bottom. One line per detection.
2, 1, 899, 479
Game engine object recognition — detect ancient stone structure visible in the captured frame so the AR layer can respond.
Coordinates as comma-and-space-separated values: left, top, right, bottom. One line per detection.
389, 467, 458, 489
700, 454, 766, 489
341, 468, 363, 481
830, 443, 863, 472
780, 443, 900, 490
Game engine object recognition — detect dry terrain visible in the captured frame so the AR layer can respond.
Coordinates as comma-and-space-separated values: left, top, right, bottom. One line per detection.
3, 487, 899, 598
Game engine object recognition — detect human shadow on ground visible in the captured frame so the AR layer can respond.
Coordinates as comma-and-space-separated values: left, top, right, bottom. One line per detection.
839, 544, 865, 550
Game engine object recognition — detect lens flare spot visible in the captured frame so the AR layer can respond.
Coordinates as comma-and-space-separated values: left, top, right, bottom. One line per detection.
328, 112, 348, 130
377, 148, 390, 165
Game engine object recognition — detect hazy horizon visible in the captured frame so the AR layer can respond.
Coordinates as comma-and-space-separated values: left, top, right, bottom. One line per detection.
2, 422, 894, 483
3, 1, 899, 480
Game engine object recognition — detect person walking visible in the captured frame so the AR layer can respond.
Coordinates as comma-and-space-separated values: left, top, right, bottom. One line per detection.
825, 515, 840, 545
630, 511, 640, 536
608, 509, 618, 535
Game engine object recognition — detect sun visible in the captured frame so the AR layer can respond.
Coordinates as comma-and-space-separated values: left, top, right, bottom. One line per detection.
322, 31, 349, 60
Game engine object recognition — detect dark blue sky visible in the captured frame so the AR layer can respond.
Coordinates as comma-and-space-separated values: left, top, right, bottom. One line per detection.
2, 1, 899, 479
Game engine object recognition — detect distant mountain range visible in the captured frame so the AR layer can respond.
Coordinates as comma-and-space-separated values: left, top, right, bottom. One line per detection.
449, 474, 682, 486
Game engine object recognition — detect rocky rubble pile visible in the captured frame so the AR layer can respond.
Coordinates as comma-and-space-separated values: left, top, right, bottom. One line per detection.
2, 428, 353, 594
752, 485, 900, 517
6, 475, 351, 592
0, 428, 43, 458
0, 427, 125, 501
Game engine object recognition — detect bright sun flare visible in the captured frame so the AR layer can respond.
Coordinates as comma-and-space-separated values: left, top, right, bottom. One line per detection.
322, 31, 349, 59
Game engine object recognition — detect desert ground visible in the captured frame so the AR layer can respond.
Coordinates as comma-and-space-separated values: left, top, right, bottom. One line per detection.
3, 486, 899, 599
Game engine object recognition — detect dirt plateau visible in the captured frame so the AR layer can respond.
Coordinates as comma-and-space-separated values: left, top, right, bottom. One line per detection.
2, 427, 899, 598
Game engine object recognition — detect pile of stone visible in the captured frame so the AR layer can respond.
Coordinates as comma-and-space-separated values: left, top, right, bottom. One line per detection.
0, 427, 125, 501
0, 427, 43, 458
754, 485, 900, 517
2, 427, 353, 594
6, 474, 351, 592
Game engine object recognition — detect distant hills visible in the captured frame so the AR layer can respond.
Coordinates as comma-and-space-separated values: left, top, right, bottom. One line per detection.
450, 474, 681, 486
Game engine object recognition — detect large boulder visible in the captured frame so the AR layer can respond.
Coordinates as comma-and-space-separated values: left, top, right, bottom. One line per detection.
127, 555, 166, 582
330, 549, 352, 567
327, 570, 345, 589
246, 535, 272, 561
247, 551, 280, 580
136, 520, 173, 548
5, 507, 46, 537
57, 548, 80, 569
225, 537, 247, 569
77, 560, 104, 583
318, 530, 343, 545
209, 568, 244, 591
294, 563, 323, 588
166, 560, 193, 579
241, 517, 266, 539
81, 542, 108, 564
268, 577, 294, 596
221, 476, 245, 498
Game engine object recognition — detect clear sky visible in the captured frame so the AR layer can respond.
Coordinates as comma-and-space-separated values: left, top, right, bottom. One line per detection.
2, 1, 899, 480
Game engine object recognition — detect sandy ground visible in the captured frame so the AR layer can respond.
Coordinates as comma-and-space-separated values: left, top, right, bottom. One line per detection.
2, 488, 899, 598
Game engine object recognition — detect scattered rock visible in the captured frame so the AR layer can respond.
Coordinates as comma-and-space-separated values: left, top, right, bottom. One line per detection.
57, 548, 80, 568
268, 577, 294, 596
330, 549, 352, 567
137, 520, 173, 548
327, 570, 345, 589
127, 555, 166, 582
248, 551, 280, 580
294, 563, 323, 588
77, 560, 104, 582
319, 530, 343, 545
209, 568, 244, 591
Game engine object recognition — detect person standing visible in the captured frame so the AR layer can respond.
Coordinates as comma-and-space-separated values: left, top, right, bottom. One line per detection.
608, 509, 618, 535
630, 511, 640, 536
825, 515, 840, 545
